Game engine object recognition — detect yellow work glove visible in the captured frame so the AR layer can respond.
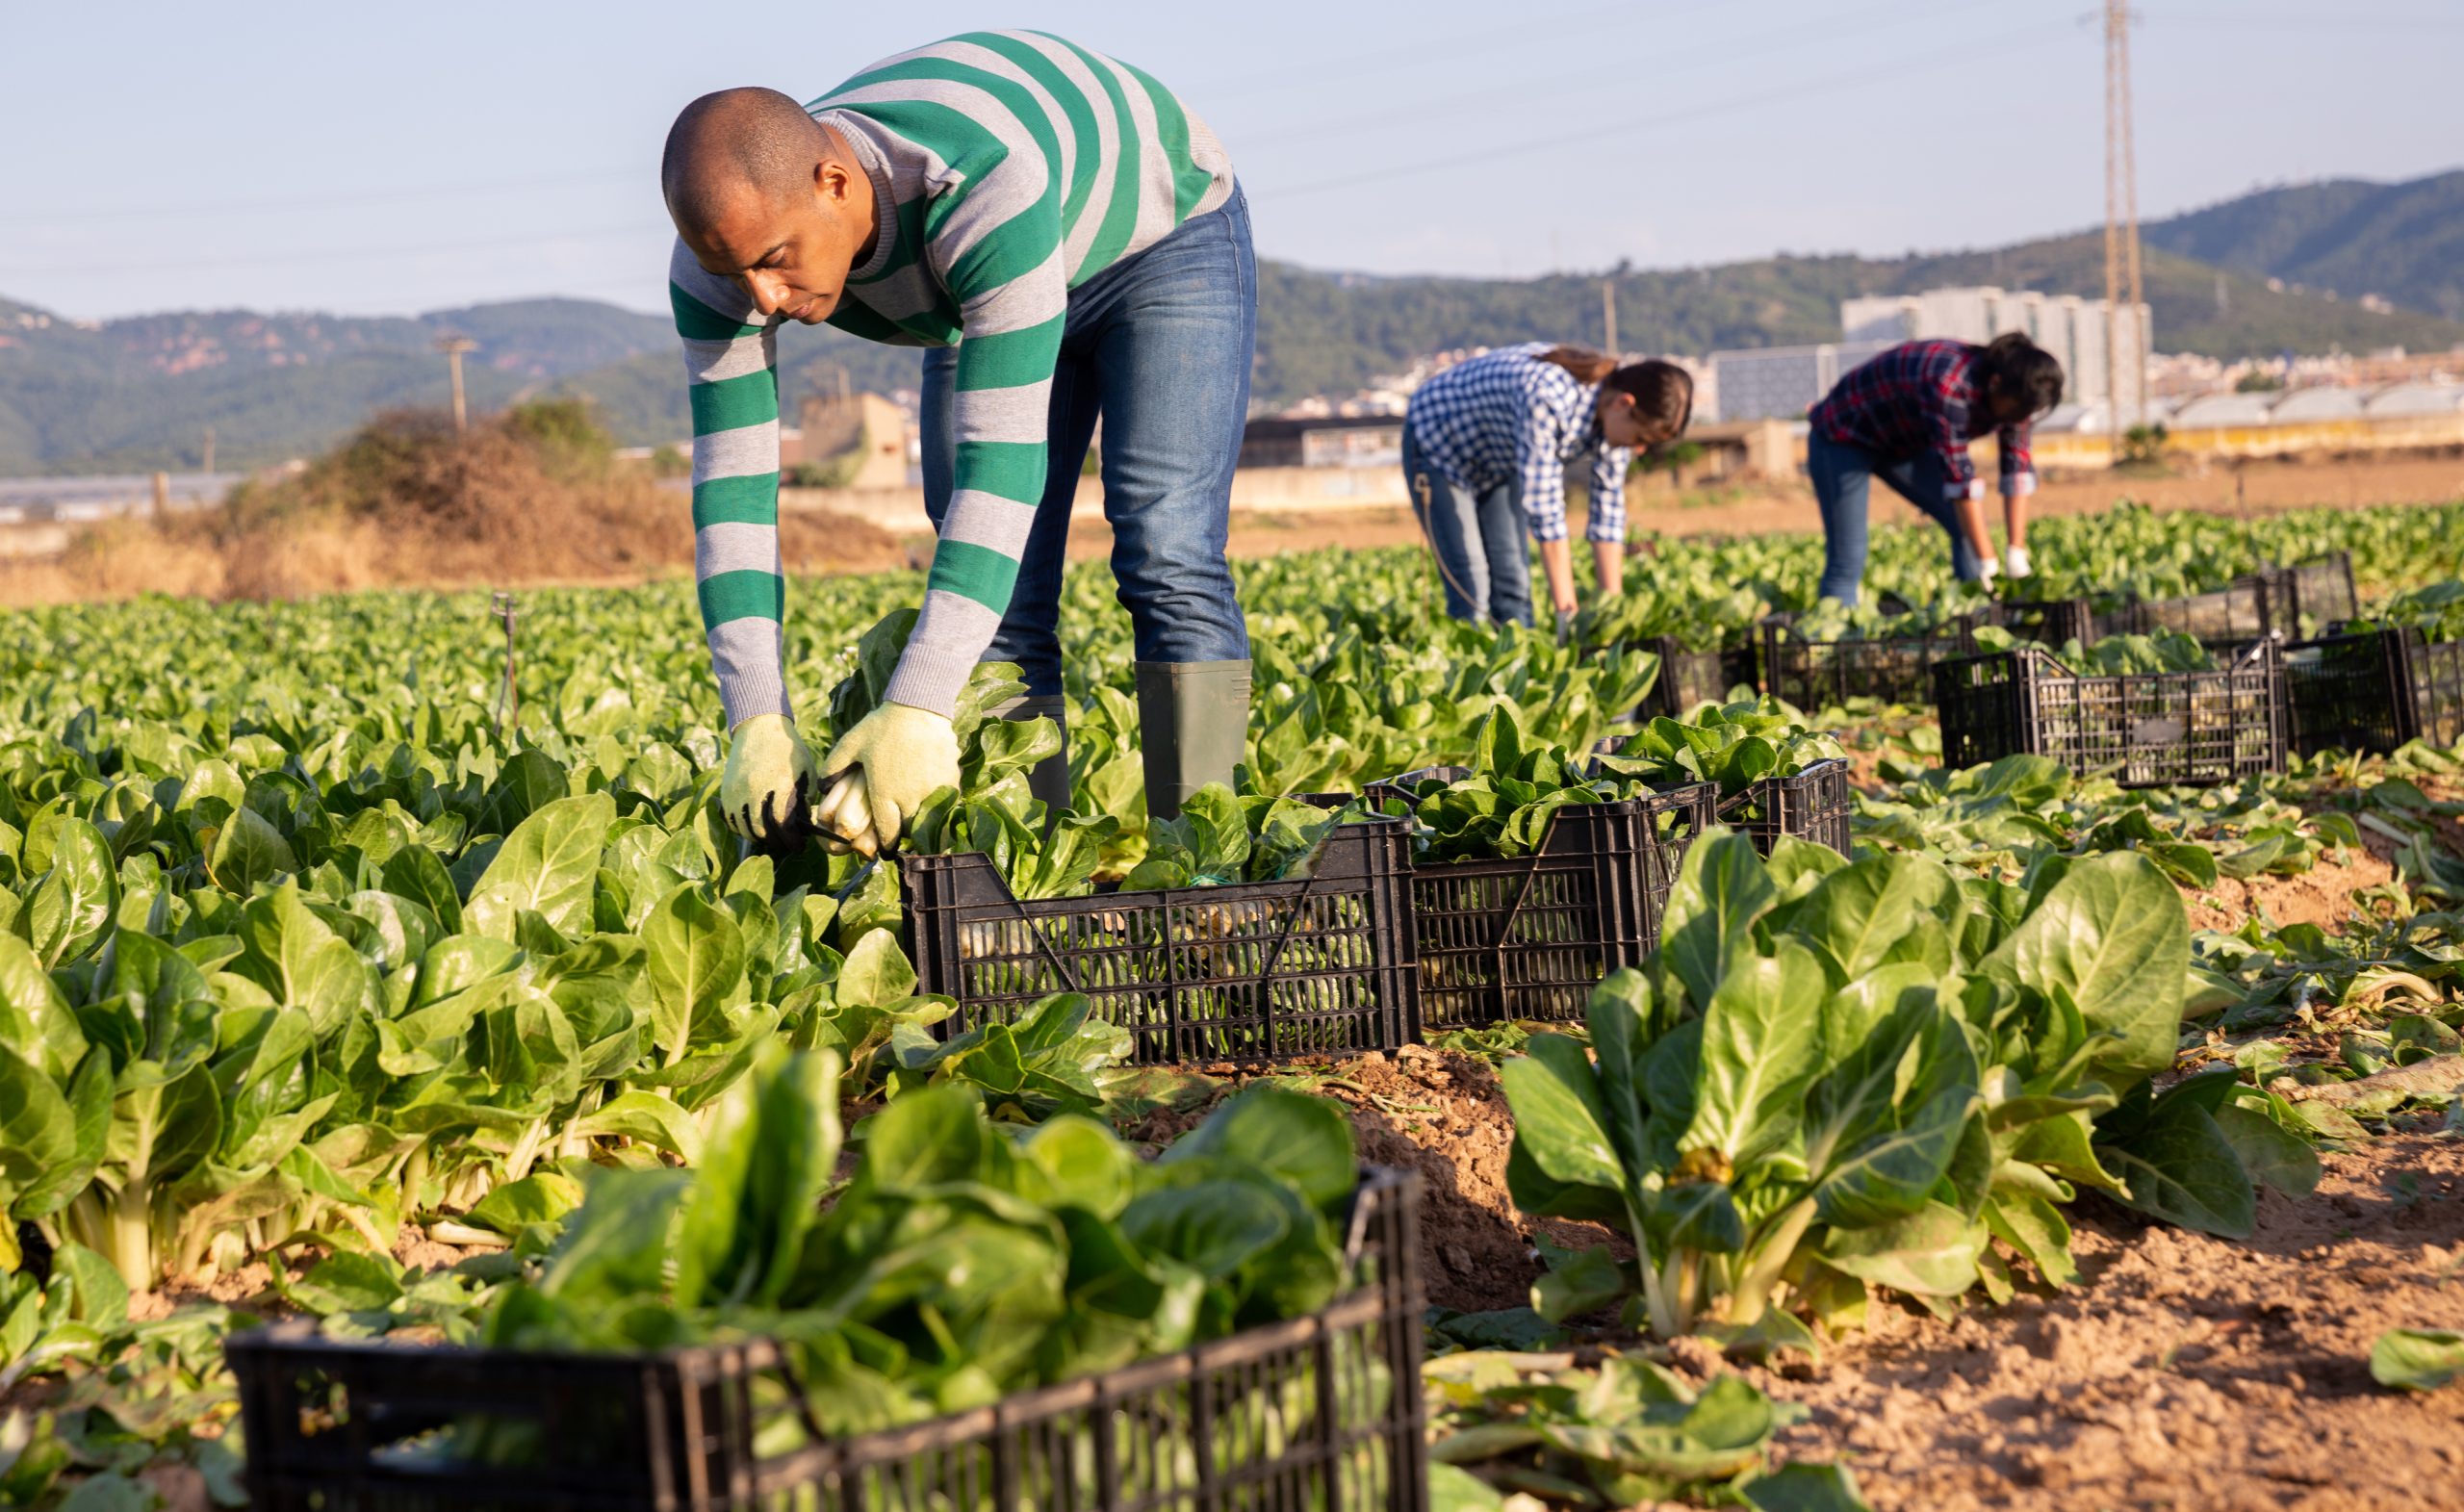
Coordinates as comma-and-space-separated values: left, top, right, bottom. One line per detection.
720, 712, 821, 848
817, 702, 961, 857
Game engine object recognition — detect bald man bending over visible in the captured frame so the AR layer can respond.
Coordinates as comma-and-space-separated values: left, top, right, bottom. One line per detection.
667, 32, 1256, 857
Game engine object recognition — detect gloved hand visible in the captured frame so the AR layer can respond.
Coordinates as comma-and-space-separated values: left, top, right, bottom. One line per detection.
816, 702, 961, 857
1976, 554, 2002, 588
720, 712, 821, 849
1553, 607, 1577, 646
2005, 544, 2034, 579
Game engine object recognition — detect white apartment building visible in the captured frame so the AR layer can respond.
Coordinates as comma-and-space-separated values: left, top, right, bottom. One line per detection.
1707, 286, 2152, 423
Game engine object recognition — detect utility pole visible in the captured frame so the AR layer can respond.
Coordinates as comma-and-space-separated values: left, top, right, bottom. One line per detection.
1602, 280, 1619, 357
434, 335, 477, 433
2102, 0, 2147, 451
201, 425, 216, 475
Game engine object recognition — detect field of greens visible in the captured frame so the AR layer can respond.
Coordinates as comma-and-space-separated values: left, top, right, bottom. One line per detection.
5, 499, 2464, 1510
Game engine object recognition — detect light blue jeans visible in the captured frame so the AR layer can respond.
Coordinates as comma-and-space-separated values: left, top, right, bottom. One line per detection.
1400, 425, 1534, 628
920, 186, 1256, 698
1810, 429, 1985, 604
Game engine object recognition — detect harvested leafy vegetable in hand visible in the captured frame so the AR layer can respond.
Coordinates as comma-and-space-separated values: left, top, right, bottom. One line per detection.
898, 679, 1118, 901
1597, 698, 1847, 801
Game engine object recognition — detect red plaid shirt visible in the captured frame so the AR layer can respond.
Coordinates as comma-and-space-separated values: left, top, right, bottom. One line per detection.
1810, 340, 2037, 501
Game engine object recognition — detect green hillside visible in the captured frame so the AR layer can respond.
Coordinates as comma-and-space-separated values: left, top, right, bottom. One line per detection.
1247, 232, 2464, 407
2141, 170, 2464, 322
6, 170, 2461, 474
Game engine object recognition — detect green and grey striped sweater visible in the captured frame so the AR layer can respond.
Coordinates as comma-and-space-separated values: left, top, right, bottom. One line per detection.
672, 31, 1236, 727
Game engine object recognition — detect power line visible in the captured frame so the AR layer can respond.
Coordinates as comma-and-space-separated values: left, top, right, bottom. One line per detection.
1188, 2, 1643, 100
1238, 0, 1994, 150
1260, 17, 2081, 202
2143, 9, 2464, 30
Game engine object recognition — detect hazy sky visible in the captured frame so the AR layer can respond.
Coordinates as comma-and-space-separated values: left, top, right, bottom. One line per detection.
4, 0, 2457, 321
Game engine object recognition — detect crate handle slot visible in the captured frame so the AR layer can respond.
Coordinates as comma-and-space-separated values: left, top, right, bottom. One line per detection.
769, 1345, 835, 1454
1482, 856, 1553, 1000
1245, 856, 1344, 993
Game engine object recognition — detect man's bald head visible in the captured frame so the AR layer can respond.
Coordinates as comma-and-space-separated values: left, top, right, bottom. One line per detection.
661, 87, 832, 233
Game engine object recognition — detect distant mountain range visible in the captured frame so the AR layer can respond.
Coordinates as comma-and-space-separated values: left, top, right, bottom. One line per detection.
2141, 169, 2464, 322
5, 169, 2459, 475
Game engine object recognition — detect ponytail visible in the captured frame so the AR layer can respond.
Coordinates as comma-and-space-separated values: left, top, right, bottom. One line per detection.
1532, 345, 1620, 385
1531, 346, 1696, 442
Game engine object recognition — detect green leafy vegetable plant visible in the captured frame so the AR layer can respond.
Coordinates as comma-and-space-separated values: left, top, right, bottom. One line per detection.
1501, 830, 2275, 1345
1598, 699, 1848, 802
479, 1049, 1368, 1440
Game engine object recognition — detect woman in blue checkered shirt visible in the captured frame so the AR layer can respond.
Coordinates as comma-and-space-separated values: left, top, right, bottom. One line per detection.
1401, 345, 1693, 636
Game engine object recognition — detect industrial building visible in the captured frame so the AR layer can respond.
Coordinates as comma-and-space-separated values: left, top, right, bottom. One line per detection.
1707, 286, 2153, 423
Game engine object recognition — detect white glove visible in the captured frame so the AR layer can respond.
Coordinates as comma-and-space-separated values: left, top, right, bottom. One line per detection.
2005, 545, 2034, 579
1976, 554, 2001, 587
719, 713, 820, 847
816, 702, 961, 857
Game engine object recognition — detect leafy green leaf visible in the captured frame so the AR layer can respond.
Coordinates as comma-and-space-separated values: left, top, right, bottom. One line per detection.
2370, 1328, 2464, 1392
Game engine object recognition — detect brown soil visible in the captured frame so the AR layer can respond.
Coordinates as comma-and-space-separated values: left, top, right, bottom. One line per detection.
1122, 1046, 1608, 1314
1324, 1047, 1623, 1314
2181, 845, 2400, 935
1749, 1134, 2464, 1511
120, 1223, 479, 1318
1275, 1014, 2464, 1507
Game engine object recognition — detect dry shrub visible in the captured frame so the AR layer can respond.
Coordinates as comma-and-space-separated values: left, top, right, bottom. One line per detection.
6, 399, 907, 605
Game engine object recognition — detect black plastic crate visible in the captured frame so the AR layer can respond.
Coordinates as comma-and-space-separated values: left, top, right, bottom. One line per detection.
2286, 626, 2464, 755
2406, 633, 2464, 749
2092, 577, 2272, 647
1633, 637, 1760, 722
2092, 553, 2357, 649
2269, 551, 2359, 637
1759, 613, 1967, 709
1354, 767, 1719, 1028
1707, 758, 1855, 858
1933, 639, 2288, 788
901, 818, 1418, 1065
227, 1169, 1429, 1512
2284, 628, 2412, 756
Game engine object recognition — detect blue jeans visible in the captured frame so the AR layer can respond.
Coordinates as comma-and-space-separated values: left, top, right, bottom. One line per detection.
1808, 429, 1984, 604
1401, 426, 1534, 627
920, 186, 1255, 698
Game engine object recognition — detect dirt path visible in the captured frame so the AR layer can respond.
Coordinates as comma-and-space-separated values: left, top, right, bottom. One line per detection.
1194, 1046, 2464, 1509
1756, 1133, 2464, 1511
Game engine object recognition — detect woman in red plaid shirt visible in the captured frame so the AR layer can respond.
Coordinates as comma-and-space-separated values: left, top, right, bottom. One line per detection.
1806, 333, 2064, 603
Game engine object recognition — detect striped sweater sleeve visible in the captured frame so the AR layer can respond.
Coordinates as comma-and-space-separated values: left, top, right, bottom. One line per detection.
872, 96, 1068, 717
671, 241, 790, 730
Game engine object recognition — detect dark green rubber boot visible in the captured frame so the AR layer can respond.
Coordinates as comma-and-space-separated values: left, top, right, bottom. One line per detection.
991, 693, 1072, 820
1135, 660, 1252, 821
